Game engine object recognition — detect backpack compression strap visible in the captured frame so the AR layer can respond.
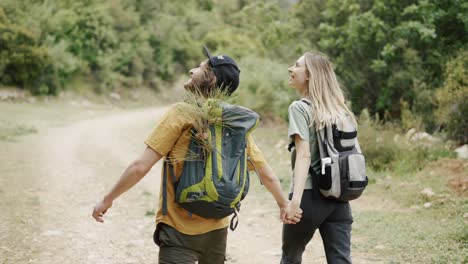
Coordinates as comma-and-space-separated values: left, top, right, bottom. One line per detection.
332, 125, 357, 139
162, 159, 177, 215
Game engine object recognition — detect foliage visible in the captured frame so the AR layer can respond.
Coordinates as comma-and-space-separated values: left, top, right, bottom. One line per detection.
0, 0, 466, 139
358, 109, 455, 173
234, 56, 295, 121
435, 49, 468, 144
307, 0, 467, 131
0, 7, 56, 94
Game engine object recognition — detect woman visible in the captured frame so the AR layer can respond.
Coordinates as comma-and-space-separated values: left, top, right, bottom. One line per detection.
282, 51, 357, 264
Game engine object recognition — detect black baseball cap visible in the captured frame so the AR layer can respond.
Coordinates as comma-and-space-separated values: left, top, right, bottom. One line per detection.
203, 46, 240, 95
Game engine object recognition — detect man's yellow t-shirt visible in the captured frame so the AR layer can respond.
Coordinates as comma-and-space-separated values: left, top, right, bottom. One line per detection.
144, 102, 267, 235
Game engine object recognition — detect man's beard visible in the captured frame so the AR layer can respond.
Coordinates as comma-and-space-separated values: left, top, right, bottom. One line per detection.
184, 79, 207, 95
183, 78, 196, 91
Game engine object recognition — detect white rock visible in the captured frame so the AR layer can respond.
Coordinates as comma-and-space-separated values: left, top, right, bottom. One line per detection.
463, 213, 468, 219
69, 100, 80, 107
405, 128, 417, 140
420, 188, 435, 199
131, 91, 140, 100
455, 145, 468, 159
375, 245, 385, 250
81, 100, 92, 107
0, 90, 25, 100
411, 132, 441, 143
423, 202, 432, 208
110, 92, 121, 100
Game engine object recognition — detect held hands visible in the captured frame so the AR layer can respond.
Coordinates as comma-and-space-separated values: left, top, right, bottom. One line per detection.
92, 199, 113, 223
280, 200, 303, 224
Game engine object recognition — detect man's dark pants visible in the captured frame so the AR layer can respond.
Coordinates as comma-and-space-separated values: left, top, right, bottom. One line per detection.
154, 223, 227, 264
281, 190, 353, 264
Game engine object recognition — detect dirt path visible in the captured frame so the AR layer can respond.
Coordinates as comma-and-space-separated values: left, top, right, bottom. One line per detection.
0, 106, 383, 264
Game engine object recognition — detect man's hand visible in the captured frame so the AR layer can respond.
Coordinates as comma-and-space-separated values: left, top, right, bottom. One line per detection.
92, 199, 113, 223
280, 201, 303, 224
91, 147, 162, 224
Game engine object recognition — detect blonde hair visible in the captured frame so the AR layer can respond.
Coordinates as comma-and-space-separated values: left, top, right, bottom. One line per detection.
303, 51, 357, 129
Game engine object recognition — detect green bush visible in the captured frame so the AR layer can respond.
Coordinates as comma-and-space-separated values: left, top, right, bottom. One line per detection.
436, 49, 468, 144
358, 109, 399, 171
0, 9, 56, 94
400, 99, 424, 131
234, 56, 295, 120
358, 109, 455, 174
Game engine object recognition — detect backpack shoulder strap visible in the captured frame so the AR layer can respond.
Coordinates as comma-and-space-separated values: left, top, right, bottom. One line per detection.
162, 158, 177, 215
288, 99, 312, 152
298, 98, 328, 158
319, 126, 329, 158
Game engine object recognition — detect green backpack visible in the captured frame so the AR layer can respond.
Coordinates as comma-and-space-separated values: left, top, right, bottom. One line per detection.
162, 102, 259, 229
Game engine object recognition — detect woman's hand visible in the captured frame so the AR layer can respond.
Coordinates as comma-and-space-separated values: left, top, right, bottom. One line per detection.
281, 200, 303, 224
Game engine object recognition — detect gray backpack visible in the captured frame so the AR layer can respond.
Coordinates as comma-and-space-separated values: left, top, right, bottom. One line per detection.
316, 114, 368, 201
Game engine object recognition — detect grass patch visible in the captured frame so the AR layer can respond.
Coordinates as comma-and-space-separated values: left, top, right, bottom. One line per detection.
250, 119, 467, 262
145, 210, 155, 217
356, 157, 467, 262
353, 207, 467, 263
358, 109, 456, 175
0, 120, 37, 141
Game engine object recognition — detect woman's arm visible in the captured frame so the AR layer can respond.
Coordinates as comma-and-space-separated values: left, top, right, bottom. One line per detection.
285, 134, 311, 218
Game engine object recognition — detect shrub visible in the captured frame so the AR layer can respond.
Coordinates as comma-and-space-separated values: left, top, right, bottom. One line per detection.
435, 49, 468, 144
358, 109, 399, 171
358, 109, 455, 174
0, 9, 56, 94
234, 56, 295, 121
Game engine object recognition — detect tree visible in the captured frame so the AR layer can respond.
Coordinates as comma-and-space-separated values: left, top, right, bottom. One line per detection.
295, 0, 467, 130
0, 7, 55, 94
436, 49, 468, 144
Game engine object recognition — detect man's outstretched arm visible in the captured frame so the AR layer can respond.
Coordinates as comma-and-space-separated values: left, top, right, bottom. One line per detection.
92, 146, 162, 223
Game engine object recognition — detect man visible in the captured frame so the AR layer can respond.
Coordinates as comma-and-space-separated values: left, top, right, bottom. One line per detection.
92, 47, 301, 264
